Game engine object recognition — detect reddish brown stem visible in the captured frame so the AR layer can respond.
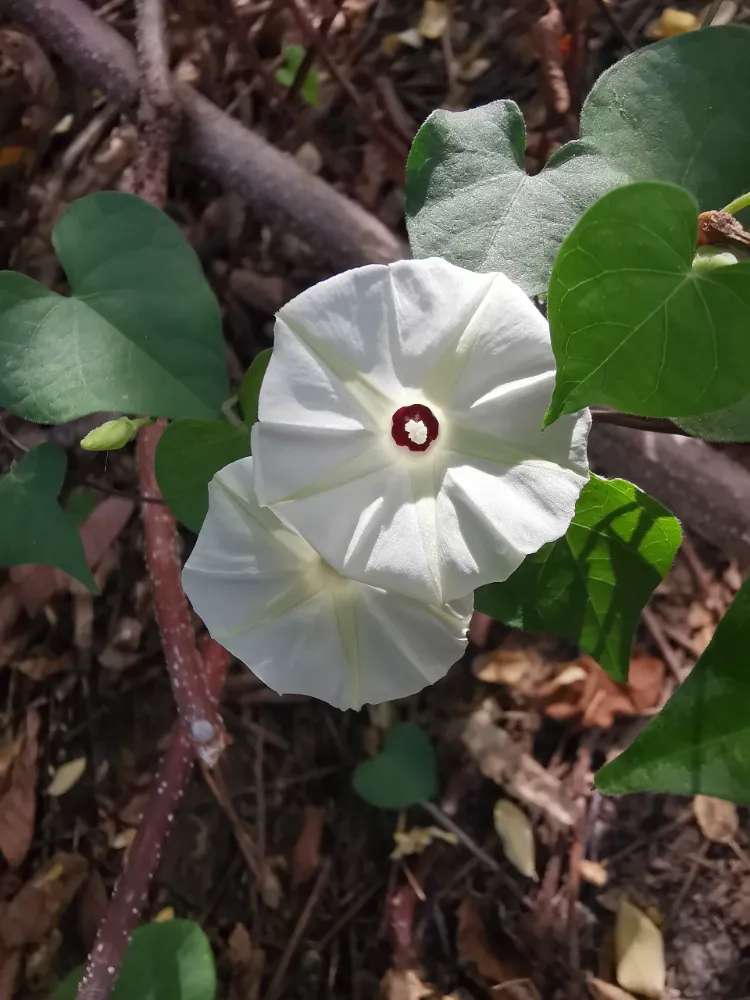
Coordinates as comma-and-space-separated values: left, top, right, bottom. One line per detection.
137, 421, 227, 764
76, 640, 230, 1000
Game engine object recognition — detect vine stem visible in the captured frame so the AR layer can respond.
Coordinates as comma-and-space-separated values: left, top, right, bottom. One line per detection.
723, 191, 750, 216
76, 639, 230, 1000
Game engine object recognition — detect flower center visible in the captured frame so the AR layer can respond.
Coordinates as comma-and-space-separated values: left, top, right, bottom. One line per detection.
391, 403, 439, 453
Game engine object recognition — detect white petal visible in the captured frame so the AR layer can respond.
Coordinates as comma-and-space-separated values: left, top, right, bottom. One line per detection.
252, 259, 591, 605
182, 458, 470, 710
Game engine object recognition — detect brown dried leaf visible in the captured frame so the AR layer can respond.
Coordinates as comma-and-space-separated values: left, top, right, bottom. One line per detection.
291, 805, 326, 888
588, 977, 637, 1000
417, 0, 449, 40
1, 853, 88, 949
228, 924, 265, 1000
646, 8, 699, 39
473, 648, 541, 687
579, 859, 608, 887
531, 1, 570, 115
0, 709, 39, 868
457, 898, 536, 994
14, 654, 72, 681
380, 968, 454, 1000
693, 795, 738, 844
493, 800, 537, 880
542, 656, 664, 728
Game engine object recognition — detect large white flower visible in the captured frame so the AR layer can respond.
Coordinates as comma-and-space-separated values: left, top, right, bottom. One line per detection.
251, 258, 591, 605
182, 458, 471, 710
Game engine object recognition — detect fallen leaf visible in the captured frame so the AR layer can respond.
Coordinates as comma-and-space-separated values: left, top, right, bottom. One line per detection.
291, 805, 326, 887
646, 8, 699, 38
693, 795, 738, 844
1, 853, 88, 949
493, 800, 537, 880
153, 906, 174, 922
579, 859, 608, 886
25, 927, 61, 985
47, 756, 87, 797
542, 656, 664, 728
14, 654, 72, 681
615, 898, 666, 999
457, 898, 536, 994
417, 0, 448, 39
588, 976, 637, 1000
531, 1, 570, 115
687, 601, 713, 631
380, 29, 423, 56
462, 700, 577, 827
0, 709, 39, 868
228, 923, 265, 1000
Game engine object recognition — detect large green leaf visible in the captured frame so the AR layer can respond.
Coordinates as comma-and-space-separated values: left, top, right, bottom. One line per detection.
0, 444, 95, 592
0, 192, 228, 423
155, 419, 250, 532
545, 182, 750, 424
475, 476, 681, 682
353, 724, 438, 810
677, 396, 750, 442
54, 919, 216, 1000
406, 25, 750, 294
597, 574, 750, 802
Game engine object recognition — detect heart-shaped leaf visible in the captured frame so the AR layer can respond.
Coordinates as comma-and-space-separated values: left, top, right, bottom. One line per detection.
155, 419, 250, 532
545, 182, 750, 424
0, 444, 95, 592
239, 349, 272, 428
406, 25, 750, 294
677, 395, 750, 442
0, 192, 228, 423
596, 573, 750, 801
353, 723, 437, 809
53, 919, 216, 1000
475, 476, 681, 681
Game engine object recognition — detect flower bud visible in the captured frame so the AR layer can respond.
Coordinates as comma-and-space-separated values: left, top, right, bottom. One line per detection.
80, 417, 149, 451
692, 245, 748, 272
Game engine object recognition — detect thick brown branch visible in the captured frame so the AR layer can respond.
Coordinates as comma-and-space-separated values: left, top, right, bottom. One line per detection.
76, 640, 230, 1000
590, 408, 689, 436
0, 0, 406, 269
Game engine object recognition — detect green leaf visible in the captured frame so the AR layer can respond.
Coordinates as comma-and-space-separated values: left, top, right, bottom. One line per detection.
239, 349, 272, 428
677, 395, 750, 442
65, 489, 98, 528
597, 573, 750, 802
353, 723, 437, 809
475, 476, 681, 682
545, 182, 750, 424
0, 192, 228, 423
276, 45, 319, 107
0, 444, 95, 592
406, 25, 750, 294
155, 419, 250, 532
53, 919, 216, 1000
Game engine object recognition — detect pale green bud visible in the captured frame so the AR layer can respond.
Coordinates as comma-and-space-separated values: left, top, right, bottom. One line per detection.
692, 245, 749, 272
80, 417, 152, 451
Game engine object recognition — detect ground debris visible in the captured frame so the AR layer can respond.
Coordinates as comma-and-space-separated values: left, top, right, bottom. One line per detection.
0, 709, 39, 868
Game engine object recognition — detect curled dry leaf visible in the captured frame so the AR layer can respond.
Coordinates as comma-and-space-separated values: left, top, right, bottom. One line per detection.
0, 709, 39, 868
381, 968, 453, 1000
693, 795, 738, 844
615, 898, 666, 1000
531, 0, 570, 116
542, 656, 664, 728
47, 756, 87, 797
0, 853, 88, 950
472, 647, 542, 688
493, 800, 537, 880
579, 859, 608, 887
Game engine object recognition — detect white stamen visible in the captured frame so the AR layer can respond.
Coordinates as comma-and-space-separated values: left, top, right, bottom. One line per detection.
405, 418, 428, 445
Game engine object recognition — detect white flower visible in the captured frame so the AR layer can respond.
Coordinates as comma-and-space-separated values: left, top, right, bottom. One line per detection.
182, 458, 471, 711
251, 258, 591, 604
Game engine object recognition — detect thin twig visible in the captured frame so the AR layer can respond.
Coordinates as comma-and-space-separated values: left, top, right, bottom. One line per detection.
642, 605, 687, 683
76, 640, 230, 1000
593, 0, 636, 50
264, 860, 332, 1000
419, 800, 501, 873
701, 1, 724, 27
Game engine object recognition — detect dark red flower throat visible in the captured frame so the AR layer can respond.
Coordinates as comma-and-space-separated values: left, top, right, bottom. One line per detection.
391, 403, 439, 453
